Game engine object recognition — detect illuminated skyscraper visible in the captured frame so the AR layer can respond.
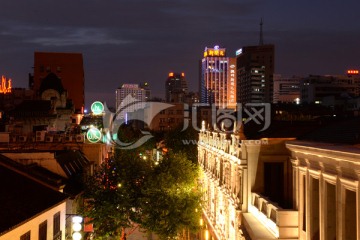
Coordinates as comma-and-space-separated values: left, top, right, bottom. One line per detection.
165, 72, 188, 102
199, 45, 237, 109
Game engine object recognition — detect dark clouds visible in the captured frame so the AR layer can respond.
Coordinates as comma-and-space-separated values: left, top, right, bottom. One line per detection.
1, 0, 360, 108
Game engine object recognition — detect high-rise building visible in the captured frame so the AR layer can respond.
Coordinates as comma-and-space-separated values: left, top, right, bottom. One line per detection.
236, 44, 275, 103
199, 45, 237, 109
115, 83, 148, 119
165, 72, 188, 102
32, 52, 85, 113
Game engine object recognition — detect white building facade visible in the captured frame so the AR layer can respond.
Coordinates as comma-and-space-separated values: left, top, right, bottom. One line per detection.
198, 128, 360, 239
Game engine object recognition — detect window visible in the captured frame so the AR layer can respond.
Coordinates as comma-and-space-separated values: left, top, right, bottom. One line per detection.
53, 212, 60, 236
39, 220, 47, 240
20, 231, 30, 240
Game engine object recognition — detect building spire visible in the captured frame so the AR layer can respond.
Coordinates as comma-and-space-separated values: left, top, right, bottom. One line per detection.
259, 17, 264, 45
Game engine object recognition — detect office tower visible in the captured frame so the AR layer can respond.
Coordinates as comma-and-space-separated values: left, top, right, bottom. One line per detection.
236, 44, 275, 104
199, 45, 237, 109
32, 52, 85, 113
236, 20, 275, 104
115, 83, 147, 119
165, 72, 188, 102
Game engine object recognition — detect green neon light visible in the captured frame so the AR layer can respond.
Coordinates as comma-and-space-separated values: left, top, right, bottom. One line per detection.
86, 128, 102, 143
91, 101, 104, 115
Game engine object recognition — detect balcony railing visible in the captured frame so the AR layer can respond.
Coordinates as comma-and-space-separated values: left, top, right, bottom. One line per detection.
249, 193, 298, 239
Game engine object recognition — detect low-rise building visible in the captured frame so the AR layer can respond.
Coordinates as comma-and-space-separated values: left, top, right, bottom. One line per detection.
0, 164, 67, 240
198, 124, 360, 239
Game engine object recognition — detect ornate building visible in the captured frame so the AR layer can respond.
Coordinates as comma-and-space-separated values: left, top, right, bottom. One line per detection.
198, 125, 360, 239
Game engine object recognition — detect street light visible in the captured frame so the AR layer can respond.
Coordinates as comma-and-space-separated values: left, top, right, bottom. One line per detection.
72, 216, 83, 240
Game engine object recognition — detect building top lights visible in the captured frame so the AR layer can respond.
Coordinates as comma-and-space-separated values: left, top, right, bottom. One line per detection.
203, 45, 226, 58
347, 69, 359, 75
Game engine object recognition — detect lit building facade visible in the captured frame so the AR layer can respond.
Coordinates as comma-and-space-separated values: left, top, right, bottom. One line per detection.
236, 45, 275, 104
198, 127, 360, 239
287, 141, 360, 240
273, 74, 301, 104
200, 46, 237, 109
32, 52, 85, 113
165, 72, 188, 102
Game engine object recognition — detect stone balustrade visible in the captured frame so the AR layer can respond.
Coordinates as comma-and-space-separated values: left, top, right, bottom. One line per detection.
250, 192, 299, 239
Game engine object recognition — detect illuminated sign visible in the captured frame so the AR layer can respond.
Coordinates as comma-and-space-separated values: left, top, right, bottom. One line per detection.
91, 101, 104, 115
347, 69, 359, 75
203, 46, 226, 58
121, 84, 139, 88
235, 48, 242, 56
169, 72, 174, 77
227, 59, 237, 109
86, 127, 102, 143
0, 75, 12, 94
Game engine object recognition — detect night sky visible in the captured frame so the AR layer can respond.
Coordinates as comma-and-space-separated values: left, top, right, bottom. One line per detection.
1, 0, 360, 109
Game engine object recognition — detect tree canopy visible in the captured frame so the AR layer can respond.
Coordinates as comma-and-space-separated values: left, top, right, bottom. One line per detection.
81, 132, 202, 239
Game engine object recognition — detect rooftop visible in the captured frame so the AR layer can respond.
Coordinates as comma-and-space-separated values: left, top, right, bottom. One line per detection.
0, 164, 67, 235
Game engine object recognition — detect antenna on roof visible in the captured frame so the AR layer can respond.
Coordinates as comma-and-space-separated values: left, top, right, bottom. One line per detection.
259, 17, 264, 46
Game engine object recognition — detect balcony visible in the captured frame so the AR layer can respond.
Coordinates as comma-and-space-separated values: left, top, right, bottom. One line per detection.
248, 193, 298, 239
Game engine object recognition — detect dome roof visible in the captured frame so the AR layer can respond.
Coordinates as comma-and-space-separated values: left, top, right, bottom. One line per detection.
39, 72, 65, 94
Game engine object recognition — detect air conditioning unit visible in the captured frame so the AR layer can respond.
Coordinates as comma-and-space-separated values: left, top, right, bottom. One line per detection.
45, 136, 54, 142
76, 134, 84, 143
36, 131, 46, 142
19, 136, 27, 142
65, 136, 73, 142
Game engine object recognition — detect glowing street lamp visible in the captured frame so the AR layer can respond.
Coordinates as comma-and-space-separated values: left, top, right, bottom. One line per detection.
72, 216, 83, 240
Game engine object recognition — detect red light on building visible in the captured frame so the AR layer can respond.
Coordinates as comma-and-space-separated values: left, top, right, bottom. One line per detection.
347, 69, 359, 75
169, 72, 174, 77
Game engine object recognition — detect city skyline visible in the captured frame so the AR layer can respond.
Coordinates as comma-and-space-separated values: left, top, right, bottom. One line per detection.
1, 0, 360, 109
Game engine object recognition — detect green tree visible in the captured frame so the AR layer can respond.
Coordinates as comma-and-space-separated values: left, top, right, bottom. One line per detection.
81, 149, 152, 239
81, 149, 202, 239
140, 151, 202, 239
